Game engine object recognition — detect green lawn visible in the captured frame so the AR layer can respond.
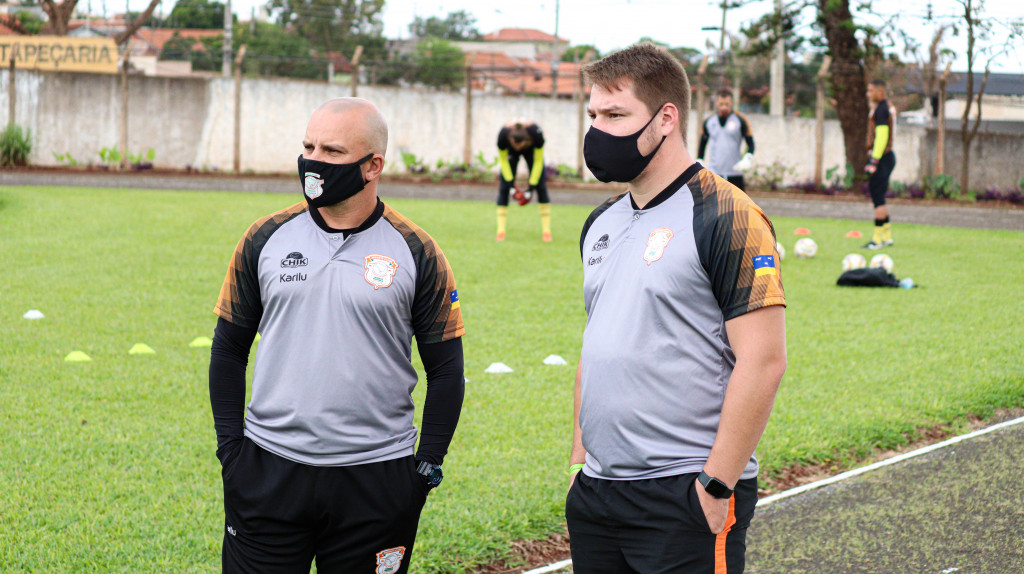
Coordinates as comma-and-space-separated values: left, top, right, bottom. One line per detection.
1, 186, 1021, 573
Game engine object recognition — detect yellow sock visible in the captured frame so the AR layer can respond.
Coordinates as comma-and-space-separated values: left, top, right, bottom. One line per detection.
882, 223, 892, 242
539, 204, 551, 235
873, 226, 883, 244
496, 206, 508, 235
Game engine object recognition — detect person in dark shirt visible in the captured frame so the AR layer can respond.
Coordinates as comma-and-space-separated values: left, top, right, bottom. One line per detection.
495, 120, 552, 242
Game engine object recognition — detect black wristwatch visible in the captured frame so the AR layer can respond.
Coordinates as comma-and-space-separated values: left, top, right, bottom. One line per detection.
697, 470, 734, 499
416, 460, 443, 491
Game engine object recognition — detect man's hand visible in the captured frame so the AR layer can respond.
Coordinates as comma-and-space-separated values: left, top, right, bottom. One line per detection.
732, 152, 754, 172
865, 158, 879, 175
518, 186, 535, 206
695, 479, 730, 534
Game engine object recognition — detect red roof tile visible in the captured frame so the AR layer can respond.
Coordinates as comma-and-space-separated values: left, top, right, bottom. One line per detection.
481, 28, 568, 44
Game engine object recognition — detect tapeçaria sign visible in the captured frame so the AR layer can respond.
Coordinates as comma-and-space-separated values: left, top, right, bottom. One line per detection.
0, 36, 118, 74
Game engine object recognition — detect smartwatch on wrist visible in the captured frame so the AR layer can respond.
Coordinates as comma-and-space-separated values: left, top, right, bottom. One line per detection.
697, 470, 733, 499
416, 460, 443, 490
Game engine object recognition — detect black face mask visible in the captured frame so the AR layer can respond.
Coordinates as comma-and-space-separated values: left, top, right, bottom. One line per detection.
297, 153, 373, 208
583, 108, 666, 183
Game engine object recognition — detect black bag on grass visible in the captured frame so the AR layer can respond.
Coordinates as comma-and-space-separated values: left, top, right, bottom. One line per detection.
836, 267, 900, 287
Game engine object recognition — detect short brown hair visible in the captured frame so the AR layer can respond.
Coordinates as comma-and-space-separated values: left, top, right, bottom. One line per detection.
870, 79, 887, 88
583, 42, 691, 140
716, 88, 733, 100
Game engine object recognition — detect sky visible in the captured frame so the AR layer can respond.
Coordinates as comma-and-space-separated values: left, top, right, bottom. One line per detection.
128, 0, 1023, 74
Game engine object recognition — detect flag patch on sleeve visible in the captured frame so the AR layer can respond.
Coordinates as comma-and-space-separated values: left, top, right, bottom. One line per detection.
753, 255, 777, 277
450, 290, 461, 310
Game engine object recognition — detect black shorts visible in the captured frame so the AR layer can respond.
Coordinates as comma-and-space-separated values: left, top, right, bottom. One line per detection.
726, 175, 745, 191
497, 152, 550, 206
868, 151, 896, 207
220, 438, 428, 574
566, 472, 758, 574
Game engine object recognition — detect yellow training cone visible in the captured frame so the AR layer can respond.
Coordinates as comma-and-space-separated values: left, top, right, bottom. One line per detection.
64, 351, 92, 362
189, 336, 213, 348
129, 343, 156, 355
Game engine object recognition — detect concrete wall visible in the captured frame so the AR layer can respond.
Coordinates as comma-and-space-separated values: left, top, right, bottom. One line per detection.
2, 69, 1021, 189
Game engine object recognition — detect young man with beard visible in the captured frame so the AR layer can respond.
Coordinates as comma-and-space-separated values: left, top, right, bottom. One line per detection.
567, 43, 787, 574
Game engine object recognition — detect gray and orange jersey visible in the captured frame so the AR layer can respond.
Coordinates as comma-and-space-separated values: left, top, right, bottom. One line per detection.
214, 201, 464, 466
700, 112, 753, 177
578, 164, 785, 481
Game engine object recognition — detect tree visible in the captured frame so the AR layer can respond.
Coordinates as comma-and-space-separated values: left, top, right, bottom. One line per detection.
409, 9, 480, 41
236, 20, 327, 80
41, 0, 162, 44
270, 0, 385, 55
167, 0, 226, 29
952, 0, 1022, 193
561, 45, 599, 62
410, 37, 464, 90
742, 1, 872, 171
815, 0, 869, 173
902, 25, 953, 118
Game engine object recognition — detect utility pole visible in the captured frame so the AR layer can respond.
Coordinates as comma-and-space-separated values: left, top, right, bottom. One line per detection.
576, 49, 595, 178
550, 0, 560, 99
222, 0, 232, 78
769, 0, 785, 116
814, 56, 832, 186
233, 45, 247, 173
937, 62, 952, 175
692, 56, 709, 147
719, 0, 728, 52
463, 53, 475, 165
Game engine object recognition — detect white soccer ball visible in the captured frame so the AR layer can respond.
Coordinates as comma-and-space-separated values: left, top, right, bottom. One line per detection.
794, 238, 818, 259
842, 253, 867, 271
870, 254, 894, 273
776, 241, 786, 260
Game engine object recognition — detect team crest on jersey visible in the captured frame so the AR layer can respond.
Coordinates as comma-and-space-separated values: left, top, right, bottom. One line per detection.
375, 546, 406, 573
304, 172, 324, 199
364, 254, 399, 289
643, 228, 674, 265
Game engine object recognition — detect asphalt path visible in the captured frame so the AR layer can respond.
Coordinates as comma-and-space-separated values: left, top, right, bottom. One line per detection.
746, 418, 1024, 574
2, 170, 1023, 231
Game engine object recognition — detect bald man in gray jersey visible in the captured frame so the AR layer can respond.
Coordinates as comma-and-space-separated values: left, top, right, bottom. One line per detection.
209, 98, 465, 573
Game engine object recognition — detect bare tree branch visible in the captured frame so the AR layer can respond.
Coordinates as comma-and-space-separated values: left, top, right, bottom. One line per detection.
114, 0, 162, 46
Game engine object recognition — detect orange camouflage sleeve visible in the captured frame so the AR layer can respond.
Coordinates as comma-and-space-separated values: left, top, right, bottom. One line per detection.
213, 202, 308, 329
692, 170, 786, 321
383, 205, 465, 343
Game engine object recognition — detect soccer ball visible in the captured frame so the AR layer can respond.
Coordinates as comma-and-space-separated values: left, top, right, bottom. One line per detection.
842, 253, 867, 271
870, 254, 894, 273
794, 238, 818, 259
776, 242, 786, 260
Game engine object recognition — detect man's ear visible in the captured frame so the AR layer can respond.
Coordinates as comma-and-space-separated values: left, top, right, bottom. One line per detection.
659, 103, 679, 136
364, 154, 385, 180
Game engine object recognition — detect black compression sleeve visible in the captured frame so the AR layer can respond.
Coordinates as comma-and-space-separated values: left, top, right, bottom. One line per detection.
414, 337, 465, 465
745, 135, 755, 154
698, 132, 709, 159
209, 317, 257, 463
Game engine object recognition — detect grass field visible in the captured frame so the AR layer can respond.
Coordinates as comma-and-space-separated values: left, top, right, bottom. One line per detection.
1, 186, 1022, 573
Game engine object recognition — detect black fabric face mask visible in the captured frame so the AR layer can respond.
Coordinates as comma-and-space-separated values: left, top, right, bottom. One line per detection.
583, 108, 667, 183
297, 153, 373, 208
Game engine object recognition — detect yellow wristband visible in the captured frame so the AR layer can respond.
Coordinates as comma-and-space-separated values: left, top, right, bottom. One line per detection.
569, 463, 585, 475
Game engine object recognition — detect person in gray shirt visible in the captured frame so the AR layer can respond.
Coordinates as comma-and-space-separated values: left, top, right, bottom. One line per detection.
697, 88, 756, 191
209, 98, 465, 574
568, 43, 787, 574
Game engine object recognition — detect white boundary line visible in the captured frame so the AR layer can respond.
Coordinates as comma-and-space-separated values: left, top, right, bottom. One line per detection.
756, 414, 1024, 506
522, 559, 574, 574
521, 414, 1024, 574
